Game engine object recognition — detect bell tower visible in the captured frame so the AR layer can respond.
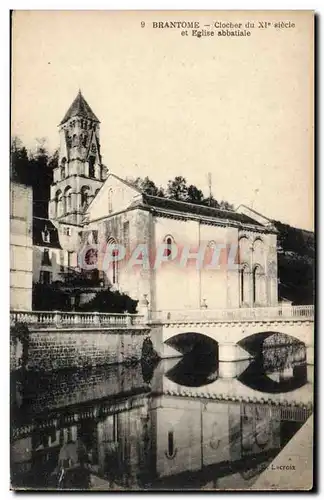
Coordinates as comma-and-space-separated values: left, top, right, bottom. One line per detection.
49, 90, 108, 226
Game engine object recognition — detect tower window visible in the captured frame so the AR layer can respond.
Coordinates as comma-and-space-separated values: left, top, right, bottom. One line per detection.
81, 186, 91, 208
88, 156, 95, 178
64, 186, 72, 214
55, 190, 63, 218
60, 157, 67, 180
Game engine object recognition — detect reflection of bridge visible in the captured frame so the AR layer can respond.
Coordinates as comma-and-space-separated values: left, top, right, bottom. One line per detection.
150, 305, 314, 366
152, 358, 314, 407
11, 356, 313, 489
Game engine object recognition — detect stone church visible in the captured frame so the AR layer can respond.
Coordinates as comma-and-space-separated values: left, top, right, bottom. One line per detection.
33, 91, 279, 314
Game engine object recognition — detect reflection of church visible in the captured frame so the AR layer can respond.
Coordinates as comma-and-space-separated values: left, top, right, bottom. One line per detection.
11, 360, 312, 489
33, 91, 279, 312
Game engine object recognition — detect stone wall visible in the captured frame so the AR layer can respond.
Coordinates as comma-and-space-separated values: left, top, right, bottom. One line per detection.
12, 328, 150, 372
15, 363, 150, 415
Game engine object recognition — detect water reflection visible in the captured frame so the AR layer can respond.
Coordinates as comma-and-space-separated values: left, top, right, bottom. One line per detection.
11, 344, 313, 490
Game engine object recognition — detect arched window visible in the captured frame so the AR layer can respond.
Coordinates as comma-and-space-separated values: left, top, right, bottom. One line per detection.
60, 158, 66, 180
72, 134, 77, 147
108, 238, 118, 285
164, 235, 174, 260
165, 431, 177, 459
239, 236, 250, 264
240, 263, 250, 306
253, 265, 263, 305
55, 190, 63, 218
88, 156, 95, 178
64, 186, 72, 213
81, 186, 91, 208
252, 238, 265, 268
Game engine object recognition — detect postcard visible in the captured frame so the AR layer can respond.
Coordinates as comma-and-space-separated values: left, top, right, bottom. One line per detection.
10, 10, 314, 491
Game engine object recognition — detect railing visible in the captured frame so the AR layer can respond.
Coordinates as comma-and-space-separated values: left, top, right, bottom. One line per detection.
150, 305, 314, 323
10, 305, 314, 328
10, 310, 145, 328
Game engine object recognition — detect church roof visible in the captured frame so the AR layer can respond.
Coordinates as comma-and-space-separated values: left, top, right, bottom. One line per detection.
142, 195, 263, 227
60, 91, 100, 125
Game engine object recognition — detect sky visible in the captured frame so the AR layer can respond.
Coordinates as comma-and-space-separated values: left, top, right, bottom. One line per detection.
11, 10, 314, 230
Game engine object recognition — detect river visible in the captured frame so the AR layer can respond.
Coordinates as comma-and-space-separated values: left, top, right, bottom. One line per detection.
10, 342, 313, 490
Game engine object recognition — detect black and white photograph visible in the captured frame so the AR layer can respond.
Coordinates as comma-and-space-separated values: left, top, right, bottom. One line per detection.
10, 10, 314, 491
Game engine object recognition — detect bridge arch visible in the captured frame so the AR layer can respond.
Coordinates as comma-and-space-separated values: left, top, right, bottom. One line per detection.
165, 332, 219, 387
238, 331, 306, 358
165, 331, 218, 357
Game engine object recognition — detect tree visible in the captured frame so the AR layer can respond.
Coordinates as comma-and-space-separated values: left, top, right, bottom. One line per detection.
79, 288, 138, 314
186, 185, 204, 204
202, 194, 220, 208
127, 176, 164, 197
219, 200, 234, 210
10, 137, 30, 185
166, 176, 188, 201
10, 137, 57, 218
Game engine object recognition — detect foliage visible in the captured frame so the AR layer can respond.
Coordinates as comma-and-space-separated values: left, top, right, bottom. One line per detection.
128, 173, 234, 209
11, 137, 58, 218
273, 220, 315, 305
79, 288, 138, 314
187, 184, 204, 204
166, 176, 188, 201
10, 322, 30, 369
128, 176, 165, 197
32, 283, 71, 311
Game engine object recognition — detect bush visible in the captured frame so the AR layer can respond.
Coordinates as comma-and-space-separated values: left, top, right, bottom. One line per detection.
78, 288, 138, 314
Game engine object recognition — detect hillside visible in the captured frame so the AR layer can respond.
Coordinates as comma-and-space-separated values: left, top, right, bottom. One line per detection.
273, 220, 315, 305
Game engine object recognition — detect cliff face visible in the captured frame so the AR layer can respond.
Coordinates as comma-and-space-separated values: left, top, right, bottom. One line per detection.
273, 220, 315, 305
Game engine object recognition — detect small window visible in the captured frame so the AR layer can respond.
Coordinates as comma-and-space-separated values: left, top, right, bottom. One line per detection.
165, 430, 177, 459
63, 227, 71, 236
67, 251, 73, 269
49, 428, 57, 444
40, 270, 52, 285
41, 249, 51, 266
42, 227, 50, 244
165, 237, 173, 260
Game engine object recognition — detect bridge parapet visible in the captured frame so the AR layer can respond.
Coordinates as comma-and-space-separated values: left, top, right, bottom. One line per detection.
151, 305, 314, 324
10, 310, 146, 329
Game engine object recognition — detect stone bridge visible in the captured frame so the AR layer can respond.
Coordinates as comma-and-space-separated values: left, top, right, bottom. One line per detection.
149, 305, 314, 365
10, 305, 314, 370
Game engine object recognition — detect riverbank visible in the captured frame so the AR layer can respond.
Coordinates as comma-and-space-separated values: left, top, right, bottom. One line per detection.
251, 414, 313, 490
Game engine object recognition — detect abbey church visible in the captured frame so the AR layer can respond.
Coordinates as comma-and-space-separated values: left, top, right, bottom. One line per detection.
32, 91, 279, 314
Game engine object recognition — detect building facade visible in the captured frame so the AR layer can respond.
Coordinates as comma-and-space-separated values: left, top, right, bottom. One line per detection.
36, 91, 279, 313
11, 182, 33, 310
